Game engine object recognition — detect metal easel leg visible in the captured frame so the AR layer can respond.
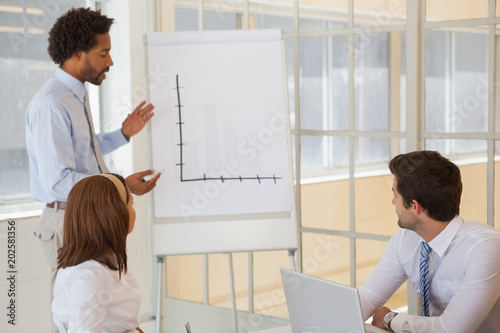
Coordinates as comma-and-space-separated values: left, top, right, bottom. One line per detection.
288, 249, 296, 271
156, 256, 165, 333
228, 253, 238, 333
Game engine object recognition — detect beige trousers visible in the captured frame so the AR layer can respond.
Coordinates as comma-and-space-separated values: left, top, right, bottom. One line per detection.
34, 206, 65, 333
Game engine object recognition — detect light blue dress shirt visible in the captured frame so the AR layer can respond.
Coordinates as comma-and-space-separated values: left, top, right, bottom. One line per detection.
26, 67, 128, 203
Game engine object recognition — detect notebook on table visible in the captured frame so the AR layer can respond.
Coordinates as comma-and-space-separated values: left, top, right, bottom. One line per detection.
280, 268, 388, 333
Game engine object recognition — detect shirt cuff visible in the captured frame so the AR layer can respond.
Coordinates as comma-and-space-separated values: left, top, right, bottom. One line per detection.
107, 128, 130, 145
389, 312, 408, 332
117, 128, 131, 143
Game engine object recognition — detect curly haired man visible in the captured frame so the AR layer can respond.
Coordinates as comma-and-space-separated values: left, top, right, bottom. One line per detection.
25, 8, 161, 332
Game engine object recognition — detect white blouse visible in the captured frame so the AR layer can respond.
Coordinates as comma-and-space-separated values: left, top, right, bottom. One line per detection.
52, 260, 141, 333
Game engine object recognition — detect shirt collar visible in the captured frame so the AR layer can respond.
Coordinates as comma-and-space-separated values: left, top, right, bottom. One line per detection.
427, 216, 463, 257
54, 67, 86, 103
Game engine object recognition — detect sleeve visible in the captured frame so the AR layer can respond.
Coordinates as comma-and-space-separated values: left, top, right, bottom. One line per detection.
64, 266, 111, 333
28, 101, 89, 200
359, 230, 409, 320
391, 236, 500, 333
96, 128, 129, 155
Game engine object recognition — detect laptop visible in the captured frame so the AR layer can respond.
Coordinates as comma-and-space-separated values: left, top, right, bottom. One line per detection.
280, 268, 388, 333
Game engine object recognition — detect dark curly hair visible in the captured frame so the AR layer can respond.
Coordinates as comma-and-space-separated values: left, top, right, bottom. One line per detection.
48, 7, 114, 65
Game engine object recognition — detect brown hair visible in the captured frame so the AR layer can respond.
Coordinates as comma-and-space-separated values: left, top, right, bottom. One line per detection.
389, 150, 462, 222
57, 173, 130, 277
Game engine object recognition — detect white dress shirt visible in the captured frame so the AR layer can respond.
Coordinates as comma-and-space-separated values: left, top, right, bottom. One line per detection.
52, 260, 141, 333
359, 216, 500, 333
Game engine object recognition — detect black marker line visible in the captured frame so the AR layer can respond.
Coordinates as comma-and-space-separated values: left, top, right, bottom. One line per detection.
175, 74, 184, 181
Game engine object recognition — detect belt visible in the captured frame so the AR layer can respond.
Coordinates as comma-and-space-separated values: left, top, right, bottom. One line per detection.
46, 201, 66, 210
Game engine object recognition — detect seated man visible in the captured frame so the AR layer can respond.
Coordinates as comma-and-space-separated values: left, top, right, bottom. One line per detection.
360, 150, 500, 333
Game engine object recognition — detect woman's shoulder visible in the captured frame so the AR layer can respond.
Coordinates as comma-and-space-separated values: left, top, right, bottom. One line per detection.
59, 260, 106, 272
58, 260, 115, 284
57, 262, 122, 300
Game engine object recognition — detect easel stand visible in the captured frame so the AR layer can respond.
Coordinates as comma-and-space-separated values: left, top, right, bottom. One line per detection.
154, 250, 297, 333
288, 249, 296, 271
156, 256, 164, 333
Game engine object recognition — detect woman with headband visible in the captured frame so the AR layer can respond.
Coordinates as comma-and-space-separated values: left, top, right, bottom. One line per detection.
51, 173, 143, 333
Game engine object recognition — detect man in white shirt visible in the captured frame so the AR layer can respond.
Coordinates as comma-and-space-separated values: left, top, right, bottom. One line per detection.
360, 150, 500, 333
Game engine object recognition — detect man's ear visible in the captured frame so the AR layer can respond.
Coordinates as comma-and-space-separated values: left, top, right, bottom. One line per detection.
411, 200, 423, 214
71, 51, 84, 62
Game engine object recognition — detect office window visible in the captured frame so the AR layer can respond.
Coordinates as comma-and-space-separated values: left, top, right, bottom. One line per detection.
301, 233, 350, 285
354, 33, 390, 132
175, 7, 199, 31
301, 136, 349, 177
300, 35, 350, 132
147, 1, 500, 329
426, 29, 489, 137
427, 0, 489, 21
299, 0, 347, 31
297, 29, 405, 179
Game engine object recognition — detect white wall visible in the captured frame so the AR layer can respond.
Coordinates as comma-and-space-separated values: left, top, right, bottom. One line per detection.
0, 216, 51, 333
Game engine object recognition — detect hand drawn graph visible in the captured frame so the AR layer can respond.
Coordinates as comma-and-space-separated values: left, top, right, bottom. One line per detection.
147, 30, 292, 219
174, 74, 282, 185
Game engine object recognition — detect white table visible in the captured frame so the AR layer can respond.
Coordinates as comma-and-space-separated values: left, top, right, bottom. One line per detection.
249, 325, 291, 333
249, 323, 388, 333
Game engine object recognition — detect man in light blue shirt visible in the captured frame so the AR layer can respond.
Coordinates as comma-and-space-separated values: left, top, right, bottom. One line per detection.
26, 66, 140, 203
25, 8, 161, 330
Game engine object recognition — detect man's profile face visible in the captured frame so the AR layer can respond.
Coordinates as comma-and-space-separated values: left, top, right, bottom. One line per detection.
80, 33, 113, 85
392, 177, 421, 232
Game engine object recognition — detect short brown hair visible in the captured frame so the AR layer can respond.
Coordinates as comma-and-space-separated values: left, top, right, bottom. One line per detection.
389, 150, 462, 222
57, 173, 130, 276
48, 7, 114, 65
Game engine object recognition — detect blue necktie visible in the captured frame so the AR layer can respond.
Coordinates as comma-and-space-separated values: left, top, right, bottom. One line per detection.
419, 241, 432, 317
